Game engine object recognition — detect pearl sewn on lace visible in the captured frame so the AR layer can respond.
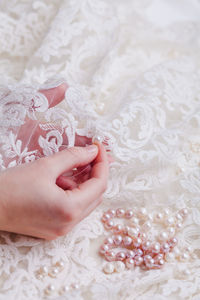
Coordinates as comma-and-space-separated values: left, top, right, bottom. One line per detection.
100, 207, 191, 274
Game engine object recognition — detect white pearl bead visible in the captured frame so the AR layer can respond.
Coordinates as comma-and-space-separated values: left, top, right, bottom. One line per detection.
185, 246, 192, 253
125, 209, 134, 219
115, 261, 125, 273
165, 217, 175, 226
92, 135, 102, 143
103, 262, 115, 274
167, 227, 175, 236
152, 242, 160, 253
175, 213, 183, 221
143, 221, 152, 231
147, 213, 154, 221
163, 208, 170, 217
165, 252, 175, 262
40, 266, 48, 274
176, 222, 182, 229
133, 237, 142, 248
128, 227, 139, 238
130, 217, 139, 225
155, 213, 164, 222
179, 252, 189, 261
138, 208, 147, 219
49, 267, 59, 278
179, 208, 188, 217
59, 285, 70, 295
158, 231, 168, 241
98, 102, 105, 111
123, 236, 132, 246
45, 284, 55, 294
142, 241, 151, 250
71, 283, 79, 290
158, 259, 165, 265
126, 250, 135, 258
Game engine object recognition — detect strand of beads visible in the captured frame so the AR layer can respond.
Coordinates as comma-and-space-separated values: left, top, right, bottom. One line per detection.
100, 207, 190, 274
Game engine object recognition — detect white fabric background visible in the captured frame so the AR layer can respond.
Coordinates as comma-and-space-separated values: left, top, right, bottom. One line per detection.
0, 0, 200, 299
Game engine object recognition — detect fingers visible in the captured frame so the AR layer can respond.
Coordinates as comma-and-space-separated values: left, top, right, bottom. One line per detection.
64, 143, 109, 211
40, 83, 68, 108
45, 145, 98, 178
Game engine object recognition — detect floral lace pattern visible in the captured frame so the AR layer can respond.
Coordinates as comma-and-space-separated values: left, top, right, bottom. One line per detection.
0, 0, 200, 299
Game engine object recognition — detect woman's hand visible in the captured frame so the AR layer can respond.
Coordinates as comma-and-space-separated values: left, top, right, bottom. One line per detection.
0, 143, 109, 240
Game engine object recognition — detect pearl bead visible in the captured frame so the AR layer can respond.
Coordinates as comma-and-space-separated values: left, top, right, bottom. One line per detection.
103, 262, 115, 274
101, 213, 111, 222
135, 249, 143, 256
71, 283, 79, 290
116, 208, 125, 218
128, 227, 139, 238
49, 267, 59, 278
175, 213, 183, 221
92, 135, 102, 143
158, 259, 165, 265
105, 251, 115, 262
138, 208, 147, 218
142, 241, 151, 250
147, 213, 154, 221
107, 209, 116, 218
113, 235, 123, 246
165, 217, 175, 226
104, 219, 114, 230
98, 102, 105, 111
114, 224, 123, 234
116, 251, 126, 261
183, 269, 191, 276
152, 242, 160, 253
134, 256, 143, 266
45, 284, 55, 294
158, 232, 168, 241
163, 208, 170, 217
133, 237, 142, 248
179, 252, 189, 261
162, 243, 170, 253
155, 213, 163, 222
99, 244, 110, 254
167, 227, 175, 236
125, 258, 135, 269
56, 261, 65, 269
179, 208, 188, 217
176, 222, 182, 229
125, 209, 134, 219
170, 237, 178, 246
40, 266, 48, 275
37, 274, 44, 280
185, 246, 192, 253
104, 237, 114, 245
143, 221, 152, 231
123, 236, 132, 246
59, 285, 69, 294
173, 247, 180, 257
126, 250, 135, 258
165, 252, 175, 262
123, 226, 130, 235
140, 232, 147, 240
115, 261, 125, 273
130, 217, 139, 225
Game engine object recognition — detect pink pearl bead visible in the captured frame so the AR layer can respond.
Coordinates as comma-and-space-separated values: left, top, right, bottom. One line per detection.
135, 249, 143, 256
162, 243, 170, 253
99, 244, 110, 254
104, 219, 114, 230
123, 236, 132, 246
151, 242, 160, 253
133, 237, 142, 248
113, 235, 123, 246
134, 256, 143, 266
125, 209, 134, 219
116, 208, 125, 218
105, 251, 116, 262
116, 251, 126, 261
142, 240, 151, 251
126, 250, 136, 259
125, 258, 135, 269
169, 237, 178, 247
179, 208, 188, 217
114, 224, 123, 234
104, 237, 114, 245
123, 226, 130, 235
139, 232, 147, 240
107, 209, 116, 218
101, 213, 111, 223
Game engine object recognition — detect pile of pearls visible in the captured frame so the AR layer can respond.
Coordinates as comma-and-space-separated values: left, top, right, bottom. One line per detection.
100, 207, 190, 274
35, 260, 79, 296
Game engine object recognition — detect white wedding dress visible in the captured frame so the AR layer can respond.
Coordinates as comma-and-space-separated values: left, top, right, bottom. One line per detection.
0, 0, 200, 299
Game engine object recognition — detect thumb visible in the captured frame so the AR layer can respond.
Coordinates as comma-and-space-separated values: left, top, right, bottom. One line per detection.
44, 145, 98, 178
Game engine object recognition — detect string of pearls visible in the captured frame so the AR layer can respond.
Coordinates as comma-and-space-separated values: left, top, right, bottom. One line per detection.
100, 207, 192, 274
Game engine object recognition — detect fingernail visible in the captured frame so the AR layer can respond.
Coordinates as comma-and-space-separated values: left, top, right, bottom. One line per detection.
87, 145, 98, 153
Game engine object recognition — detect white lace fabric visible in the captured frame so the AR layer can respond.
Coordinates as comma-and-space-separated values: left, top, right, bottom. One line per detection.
0, 0, 200, 299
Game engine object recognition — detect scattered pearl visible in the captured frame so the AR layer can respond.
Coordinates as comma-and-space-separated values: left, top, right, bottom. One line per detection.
103, 262, 115, 274
115, 261, 125, 273
45, 284, 55, 295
